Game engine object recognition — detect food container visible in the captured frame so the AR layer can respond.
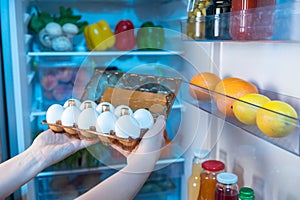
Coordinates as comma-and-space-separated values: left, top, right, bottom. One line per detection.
42, 69, 182, 151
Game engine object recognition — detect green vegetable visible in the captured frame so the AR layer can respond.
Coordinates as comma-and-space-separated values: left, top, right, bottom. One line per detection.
137, 21, 165, 50
28, 6, 88, 34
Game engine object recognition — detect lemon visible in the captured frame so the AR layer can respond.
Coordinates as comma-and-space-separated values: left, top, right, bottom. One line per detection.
233, 93, 271, 125
256, 100, 298, 138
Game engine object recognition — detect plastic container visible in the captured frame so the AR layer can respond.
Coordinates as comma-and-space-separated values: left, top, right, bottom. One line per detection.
239, 187, 255, 200
215, 172, 239, 200
198, 160, 225, 200
188, 149, 210, 200
39, 66, 79, 109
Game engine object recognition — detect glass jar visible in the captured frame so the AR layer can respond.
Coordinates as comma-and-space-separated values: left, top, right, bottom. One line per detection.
187, 0, 211, 40
239, 187, 255, 200
188, 149, 210, 200
205, 0, 232, 40
198, 160, 225, 200
215, 172, 239, 200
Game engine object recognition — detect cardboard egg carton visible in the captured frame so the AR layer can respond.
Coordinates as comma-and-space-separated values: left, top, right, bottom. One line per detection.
43, 69, 182, 151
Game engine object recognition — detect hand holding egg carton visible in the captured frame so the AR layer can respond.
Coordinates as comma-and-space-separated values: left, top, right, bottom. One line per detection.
44, 98, 157, 151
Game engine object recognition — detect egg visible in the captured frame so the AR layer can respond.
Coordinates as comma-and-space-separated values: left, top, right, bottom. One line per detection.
46, 104, 64, 124
133, 108, 154, 129
61, 106, 81, 127
80, 100, 97, 110
115, 115, 140, 139
96, 111, 117, 134
114, 105, 133, 118
63, 98, 81, 108
96, 102, 115, 114
78, 108, 99, 130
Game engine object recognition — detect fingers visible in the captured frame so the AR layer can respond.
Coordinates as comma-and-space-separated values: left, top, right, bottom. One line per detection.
143, 115, 166, 139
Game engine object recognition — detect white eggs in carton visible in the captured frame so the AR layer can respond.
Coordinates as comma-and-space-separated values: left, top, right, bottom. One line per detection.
96, 102, 115, 114
78, 107, 99, 138
63, 98, 81, 108
115, 115, 141, 139
97, 111, 117, 134
80, 100, 97, 110
114, 105, 133, 117
132, 108, 154, 129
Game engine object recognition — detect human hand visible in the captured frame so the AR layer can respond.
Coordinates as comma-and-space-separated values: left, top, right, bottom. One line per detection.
116, 115, 166, 173
29, 130, 99, 168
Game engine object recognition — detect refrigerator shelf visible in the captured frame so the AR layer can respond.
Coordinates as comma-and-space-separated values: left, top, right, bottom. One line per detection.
181, 2, 300, 42
28, 50, 184, 57
180, 80, 300, 156
37, 157, 184, 178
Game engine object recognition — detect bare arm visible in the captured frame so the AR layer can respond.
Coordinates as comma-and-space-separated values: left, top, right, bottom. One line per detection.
76, 115, 166, 200
0, 130, 96, 199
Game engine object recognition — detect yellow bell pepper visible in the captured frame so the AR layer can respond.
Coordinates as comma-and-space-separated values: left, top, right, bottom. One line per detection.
84, 20, 116, 51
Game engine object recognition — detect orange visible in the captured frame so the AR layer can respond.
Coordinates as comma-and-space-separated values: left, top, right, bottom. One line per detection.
189, 72, 221, 101
213, 77, 259, 116
233, 93, 271, 125
256, 100, 298, 138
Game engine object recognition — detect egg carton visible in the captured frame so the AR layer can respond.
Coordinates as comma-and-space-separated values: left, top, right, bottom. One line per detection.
42, 69, 182, 151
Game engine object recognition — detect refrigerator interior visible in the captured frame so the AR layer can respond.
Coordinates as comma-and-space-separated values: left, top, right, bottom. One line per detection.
3, 0, 300, 199
4, 0, 190, 199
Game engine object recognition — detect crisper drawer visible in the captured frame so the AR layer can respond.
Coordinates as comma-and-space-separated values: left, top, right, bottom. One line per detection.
35, 158, 184, 200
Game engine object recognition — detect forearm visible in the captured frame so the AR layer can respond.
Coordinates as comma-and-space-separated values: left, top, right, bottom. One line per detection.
0, 147, 47, 199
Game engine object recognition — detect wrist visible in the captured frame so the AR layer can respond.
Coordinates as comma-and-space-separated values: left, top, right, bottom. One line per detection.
26, 145, 49, 171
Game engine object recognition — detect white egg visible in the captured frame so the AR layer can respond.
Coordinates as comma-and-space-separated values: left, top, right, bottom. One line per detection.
80, 100, 97, 110
115, 115, 140, 139
133, 108, 154, 129
96, 111, 117, 134
114, 105, 133, 118
63, 98, 81, 108
61, 106, 81, 126
77, 108, 99, 130
96, 102, 115, 114
46, 104, 65, 124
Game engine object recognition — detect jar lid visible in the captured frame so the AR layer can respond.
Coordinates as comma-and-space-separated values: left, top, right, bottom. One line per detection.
216, 172, 238, 184
194, 149, 210, 159
239, 187, 255, 199
202, 160, 225, 171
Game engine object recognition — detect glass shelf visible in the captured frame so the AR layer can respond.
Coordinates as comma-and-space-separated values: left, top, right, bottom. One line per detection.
28, 50, 183, 57
179, 80, 300, 156
181, 2, 300, 42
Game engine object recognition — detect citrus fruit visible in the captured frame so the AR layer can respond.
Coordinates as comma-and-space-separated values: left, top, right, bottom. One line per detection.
189, 72, 221, 101
233, 93, 271, 125
256, 100, 298, 138
213, 77, 259, 116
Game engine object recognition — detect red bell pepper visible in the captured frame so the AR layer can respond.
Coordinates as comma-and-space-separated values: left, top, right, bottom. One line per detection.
114, 20, 136, 50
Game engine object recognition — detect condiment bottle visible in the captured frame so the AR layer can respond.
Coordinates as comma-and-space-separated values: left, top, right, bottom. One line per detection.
230, 0, 258, 40
215, 172, 239, 200
188, 149, 210, 200
198, 160, 225, 200
239, 187, 255, 200
187, 0, 211, 39
205, 0, 232, 40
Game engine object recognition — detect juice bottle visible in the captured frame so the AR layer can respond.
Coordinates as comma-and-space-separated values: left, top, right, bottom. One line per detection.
215, 172, 239, 200
239, 187, 255, 200
198, 160, 225, 200
188, 149, 210, 200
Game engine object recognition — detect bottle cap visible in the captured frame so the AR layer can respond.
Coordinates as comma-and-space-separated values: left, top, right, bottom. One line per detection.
216, 172, 238, 184
194, 149, 210, 159
202, 160, 225, 171
239, 187, 255, 199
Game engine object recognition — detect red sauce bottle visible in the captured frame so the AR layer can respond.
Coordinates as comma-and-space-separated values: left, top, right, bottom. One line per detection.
215, 172, 239, 200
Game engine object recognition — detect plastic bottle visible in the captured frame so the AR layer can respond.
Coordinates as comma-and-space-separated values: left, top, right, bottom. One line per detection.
215, 172, 239, 200
239, 187, 255, 200
205, 0, 232, 40
198, 160, 225, 200
188, 149, 210, 200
